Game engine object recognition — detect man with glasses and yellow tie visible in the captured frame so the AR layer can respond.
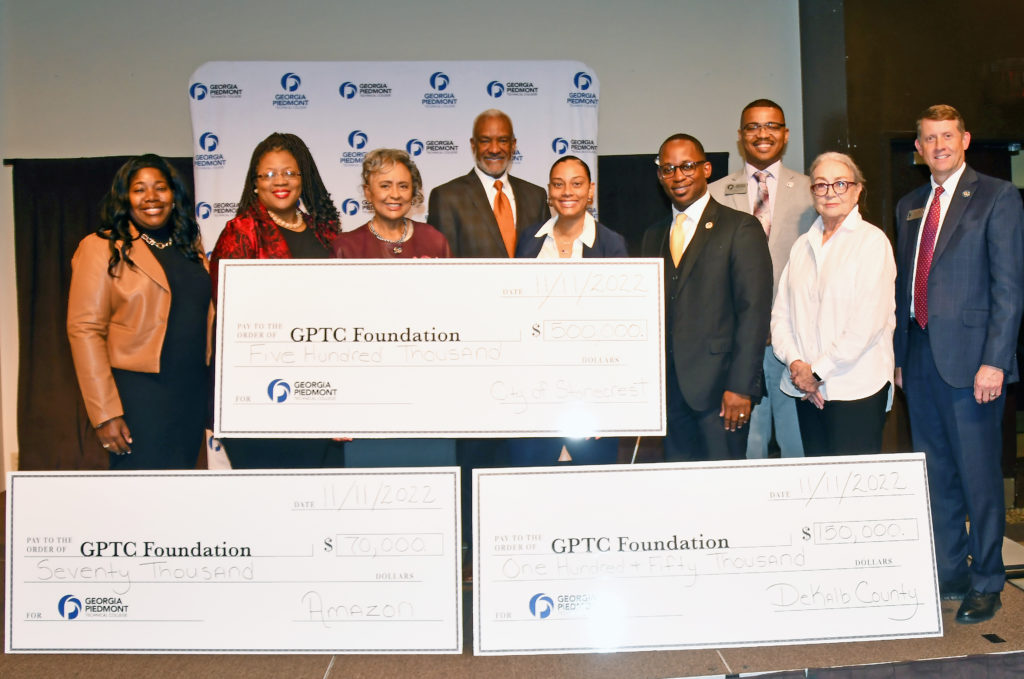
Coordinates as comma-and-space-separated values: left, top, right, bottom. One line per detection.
710, 99, 816, 461
642, 133, 772, 461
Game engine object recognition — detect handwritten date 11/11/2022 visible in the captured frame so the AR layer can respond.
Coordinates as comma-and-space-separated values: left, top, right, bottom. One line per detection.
291, 483, 442, 511
769, 471, 911, 505
500, 270, 650, 307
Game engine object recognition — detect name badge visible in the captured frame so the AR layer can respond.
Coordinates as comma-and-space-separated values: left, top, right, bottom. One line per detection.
907, 208, 925, 221
724, 183, 747, 196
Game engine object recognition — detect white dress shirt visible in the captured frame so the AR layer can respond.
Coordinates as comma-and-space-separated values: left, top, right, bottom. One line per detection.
909, 161, 967, 316
474, 166, 518, 225
530, 213, 597, 259
771, 206, 896, 403
670, 190, 711, 258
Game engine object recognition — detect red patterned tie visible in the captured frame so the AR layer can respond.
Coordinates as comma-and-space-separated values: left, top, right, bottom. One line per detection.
753, 170, 771, 238
913, 186, 944, 328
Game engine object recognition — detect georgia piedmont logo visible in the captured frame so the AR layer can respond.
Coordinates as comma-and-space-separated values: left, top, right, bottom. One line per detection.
488, 79, 538, 98
190, 81, 242, 100
406, 139, 424, 156
267, 379, 291, 403
341, 199, 361, 216
340, 131, 369, 166
422, 71, 456, 108
406, 137, 458, 156
274, 72, 308, 108
339, 81, 357, 99
567, 71, 598, 107
348, 130, 368, 150
58, 594, 82, 620
529, 593, 554, 619
552, 137, 569, 155
196, 202, 212, 219
195, 132, 226, 169
339, 80, 392, 98
553, 137, 598, 154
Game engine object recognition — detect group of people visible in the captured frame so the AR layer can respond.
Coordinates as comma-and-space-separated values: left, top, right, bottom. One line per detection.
66, 102, 1024, 624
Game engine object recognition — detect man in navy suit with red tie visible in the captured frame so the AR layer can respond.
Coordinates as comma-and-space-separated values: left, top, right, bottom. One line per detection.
894, 104, 1024, 623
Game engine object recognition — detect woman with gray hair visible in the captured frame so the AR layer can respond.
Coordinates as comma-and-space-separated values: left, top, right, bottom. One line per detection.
332, 148, 450, 258
770, 152, 896, 455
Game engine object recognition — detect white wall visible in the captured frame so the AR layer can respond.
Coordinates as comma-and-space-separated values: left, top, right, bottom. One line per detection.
0, 0, 804, 471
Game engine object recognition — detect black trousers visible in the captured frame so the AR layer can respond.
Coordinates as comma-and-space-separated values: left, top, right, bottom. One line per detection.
795, 383, 889, 456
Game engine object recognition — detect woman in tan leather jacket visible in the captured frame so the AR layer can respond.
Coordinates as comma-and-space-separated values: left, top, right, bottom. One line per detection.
67, 154, 213, 469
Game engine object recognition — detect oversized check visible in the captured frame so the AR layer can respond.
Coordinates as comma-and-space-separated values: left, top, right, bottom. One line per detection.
213, 259, 665, 438
6, 469, 462, 653
473, 454, 941, 655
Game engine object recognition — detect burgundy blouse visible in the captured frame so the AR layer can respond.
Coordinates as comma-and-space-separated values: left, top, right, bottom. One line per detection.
331, 221, 451, 259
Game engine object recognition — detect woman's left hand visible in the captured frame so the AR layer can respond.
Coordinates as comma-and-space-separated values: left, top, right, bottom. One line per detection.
789, 360, 820, 393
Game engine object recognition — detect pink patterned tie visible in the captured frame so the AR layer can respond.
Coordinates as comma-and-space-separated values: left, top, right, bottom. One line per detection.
913, 186, 944, 328
753, 171, 771, 238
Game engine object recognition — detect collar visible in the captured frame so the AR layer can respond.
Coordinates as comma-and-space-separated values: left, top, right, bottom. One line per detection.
813, 205, 864, 236
672, 189, 712, 224
930, 162, 967, 194
745, 160, 782, 181
474, 166, 511, 189
535, 212, 597, 247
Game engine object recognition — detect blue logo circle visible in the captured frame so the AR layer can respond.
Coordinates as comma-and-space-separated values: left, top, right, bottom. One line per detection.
529, 593, 553, 619
487, 80, 505, 98
406, 139, 424, 156
573, 71, 592, 90
430, 71, 450, 91
189, 82, 208, 100
339, 81, 357, 99
207, 434, 222, 452
196, 202, 212, 219
348, 130, 368, 150
341, 199, 360, 216
267, 379, 291, 403
58, 594, 82, 620
281, 72, 301, 92
552, 137, 569, 155
199, 132, 219, 152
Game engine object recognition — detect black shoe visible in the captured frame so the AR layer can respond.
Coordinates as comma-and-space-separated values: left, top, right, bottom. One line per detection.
955, 590, 1001, 624
939, 578, 970, 601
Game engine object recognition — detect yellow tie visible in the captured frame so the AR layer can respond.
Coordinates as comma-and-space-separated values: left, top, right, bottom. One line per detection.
670, 213, 687, 266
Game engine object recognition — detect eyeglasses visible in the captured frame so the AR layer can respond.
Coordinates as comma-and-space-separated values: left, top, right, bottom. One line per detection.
256, 170, 301, 181
655, 159, 708, 177
811, 180, 858, 196
741, 122, 786, 135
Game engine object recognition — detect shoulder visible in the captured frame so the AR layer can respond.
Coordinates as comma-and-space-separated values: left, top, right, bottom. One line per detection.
708, 170, 745, 198
595, 222, 628, 251
431, 171, 475, 194
509, 175, 546, 197
706, 197, 759, 229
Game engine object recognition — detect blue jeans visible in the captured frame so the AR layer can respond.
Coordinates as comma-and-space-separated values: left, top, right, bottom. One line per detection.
747, 347, 804, 459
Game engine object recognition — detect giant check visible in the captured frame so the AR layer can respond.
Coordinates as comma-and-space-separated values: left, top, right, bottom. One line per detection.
6, 470, 462, 653
473, 454, 941, 655
214, 259, 665, 438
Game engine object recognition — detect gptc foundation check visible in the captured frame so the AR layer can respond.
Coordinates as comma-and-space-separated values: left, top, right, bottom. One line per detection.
214, 259, 665, 437
474, 454, 941, 655
6, 470, 461, 653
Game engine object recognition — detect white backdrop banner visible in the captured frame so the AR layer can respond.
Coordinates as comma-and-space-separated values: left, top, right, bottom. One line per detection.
188, 60, 599, 250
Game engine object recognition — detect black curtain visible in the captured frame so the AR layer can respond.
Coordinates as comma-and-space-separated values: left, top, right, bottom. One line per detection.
9, 157, 194, 469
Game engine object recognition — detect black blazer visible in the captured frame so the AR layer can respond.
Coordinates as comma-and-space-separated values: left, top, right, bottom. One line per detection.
427, 170, 549, 258
641, 197, 773, 411
514, 219, 628, 258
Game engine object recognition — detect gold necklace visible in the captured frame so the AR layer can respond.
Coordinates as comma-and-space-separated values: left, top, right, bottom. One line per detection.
268, 210, 305, 231
140, 232, 173, 249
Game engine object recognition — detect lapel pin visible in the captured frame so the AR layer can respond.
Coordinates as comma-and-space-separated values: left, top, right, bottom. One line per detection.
705, 221, 713, 230
786, 181, 794, 188
962, 190, 971, 198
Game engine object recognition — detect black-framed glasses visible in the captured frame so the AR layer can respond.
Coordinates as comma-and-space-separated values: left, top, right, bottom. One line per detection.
256, 170, 302, 181
655, 159, 708, 177
741, 122, 786, 135
811, 180, 858, 196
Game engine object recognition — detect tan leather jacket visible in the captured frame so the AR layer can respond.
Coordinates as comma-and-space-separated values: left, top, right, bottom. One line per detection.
67, 229, 213, 426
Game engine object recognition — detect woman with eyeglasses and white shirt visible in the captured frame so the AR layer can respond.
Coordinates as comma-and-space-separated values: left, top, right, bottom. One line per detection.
770, 151, 896, 456
210, 132, 343, 469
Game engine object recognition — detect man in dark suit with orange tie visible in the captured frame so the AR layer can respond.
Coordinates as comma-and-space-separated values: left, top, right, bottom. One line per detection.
427, 109, 549, 258
894, 104, 1024, 624
642, 133, 773, 461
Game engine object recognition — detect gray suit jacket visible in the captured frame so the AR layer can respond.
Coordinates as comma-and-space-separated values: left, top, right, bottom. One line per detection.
709, 165, 816, 301
426, 170, 549, 258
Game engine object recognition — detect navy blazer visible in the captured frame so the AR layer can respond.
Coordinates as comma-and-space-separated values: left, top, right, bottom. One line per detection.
514, 219, 628, 258
641, 197, 773, 411
894, 166, 1024, 387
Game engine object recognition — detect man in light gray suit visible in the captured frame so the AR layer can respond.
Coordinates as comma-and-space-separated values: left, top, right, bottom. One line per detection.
709, 99, 816, 459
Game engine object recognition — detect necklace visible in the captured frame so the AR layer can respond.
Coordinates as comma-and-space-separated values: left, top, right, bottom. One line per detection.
368, 218, 409, 254
140, 232, 173, 249
268, 210, 305, 231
